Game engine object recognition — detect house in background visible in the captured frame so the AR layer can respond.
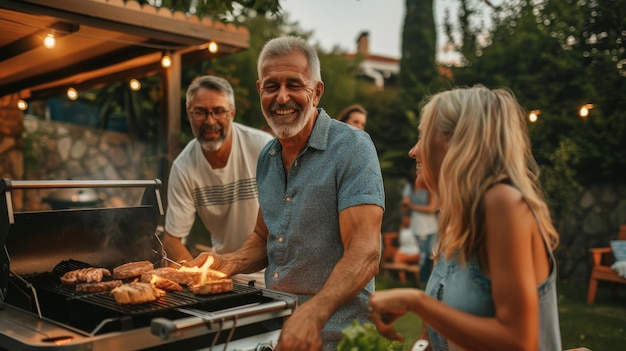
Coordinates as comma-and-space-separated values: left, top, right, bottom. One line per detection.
346, 31, 400, 90
346, 31, 453, 90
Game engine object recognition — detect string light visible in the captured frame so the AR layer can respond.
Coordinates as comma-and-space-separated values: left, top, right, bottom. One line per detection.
43, 33, 56, 49
129, 79, 141, 91
208, 41, 218, 54
529, 110, 540, 122
579, 103, 593, 118
67, 87, 78, 100
161, 52, 172, 68
17, 100, 28, 110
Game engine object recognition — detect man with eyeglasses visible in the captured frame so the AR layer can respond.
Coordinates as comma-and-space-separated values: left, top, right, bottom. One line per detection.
162, 75, 273, 287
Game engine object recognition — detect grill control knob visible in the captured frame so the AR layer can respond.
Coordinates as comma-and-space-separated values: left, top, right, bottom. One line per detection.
255, 342, 274, 351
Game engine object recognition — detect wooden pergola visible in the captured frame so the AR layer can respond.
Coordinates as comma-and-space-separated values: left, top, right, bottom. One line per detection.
0, 0, 249, 169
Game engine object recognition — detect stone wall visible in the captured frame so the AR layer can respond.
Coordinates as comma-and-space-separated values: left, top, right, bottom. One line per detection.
0, 95, 25, 209
557, 184, 626, 281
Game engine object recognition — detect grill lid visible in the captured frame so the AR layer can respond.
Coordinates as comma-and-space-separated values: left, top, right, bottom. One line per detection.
0, 179, 164, 301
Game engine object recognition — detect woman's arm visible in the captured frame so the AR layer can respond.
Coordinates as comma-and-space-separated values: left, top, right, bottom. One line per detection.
405, 188, 438, 214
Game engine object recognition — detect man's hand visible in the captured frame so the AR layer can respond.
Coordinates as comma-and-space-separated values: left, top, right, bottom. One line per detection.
275, 303, 325, 351
183, 252, 227, 273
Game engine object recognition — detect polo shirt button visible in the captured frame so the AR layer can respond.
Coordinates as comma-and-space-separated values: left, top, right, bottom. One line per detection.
273, 272, 279, 279
285, 196, 291, 202
278, 236, 284, 243
294, 159, 298, 167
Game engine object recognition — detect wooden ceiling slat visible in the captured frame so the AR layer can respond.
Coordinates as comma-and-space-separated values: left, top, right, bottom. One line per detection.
0, 0, 249, 100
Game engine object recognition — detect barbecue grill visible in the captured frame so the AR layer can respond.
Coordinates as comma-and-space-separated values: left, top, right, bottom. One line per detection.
0, 179, 296, 351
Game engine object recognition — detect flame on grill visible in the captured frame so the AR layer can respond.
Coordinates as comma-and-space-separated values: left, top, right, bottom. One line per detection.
149, 274, 161, 285
177, 255, 226, 285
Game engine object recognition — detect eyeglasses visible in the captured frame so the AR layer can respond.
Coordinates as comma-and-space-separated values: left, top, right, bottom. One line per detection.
189, 108, 232, 121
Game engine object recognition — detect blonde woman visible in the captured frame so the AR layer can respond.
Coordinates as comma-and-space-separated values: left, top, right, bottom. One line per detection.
367, 85, 561, 350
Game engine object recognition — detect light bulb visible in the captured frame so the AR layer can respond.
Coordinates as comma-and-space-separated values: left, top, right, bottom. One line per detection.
208, 41, 218, 54
129, 79, 141, 91
67, 87, 78, 100
161, 54, 172, 68
17, 100, 28, 111
43, 33, 56, 49
579, 107, 589, 118
529, 110, 540, 123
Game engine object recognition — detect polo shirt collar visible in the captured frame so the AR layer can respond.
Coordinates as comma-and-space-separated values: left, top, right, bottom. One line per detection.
307, 108, 330, 151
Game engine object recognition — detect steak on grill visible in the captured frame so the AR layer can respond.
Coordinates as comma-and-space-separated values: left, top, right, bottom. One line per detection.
112, 261, 154, 279
110, 282, 165, 304
60, 267, 111, 285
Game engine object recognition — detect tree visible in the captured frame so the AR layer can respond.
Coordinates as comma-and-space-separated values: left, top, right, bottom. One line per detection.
400, 0, 439, 96
395, 0, 442, 174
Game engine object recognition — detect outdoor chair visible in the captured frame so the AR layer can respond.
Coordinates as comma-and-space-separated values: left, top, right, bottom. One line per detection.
380, 231, 420, 285
586, 224, 626, 304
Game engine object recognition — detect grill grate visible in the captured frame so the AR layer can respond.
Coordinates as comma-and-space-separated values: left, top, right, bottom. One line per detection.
70, 285, 261, 315
20, 260, 262, 316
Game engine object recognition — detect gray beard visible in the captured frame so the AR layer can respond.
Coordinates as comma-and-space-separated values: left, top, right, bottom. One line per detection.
199, 137, 224, 152
266, 106, 312, 138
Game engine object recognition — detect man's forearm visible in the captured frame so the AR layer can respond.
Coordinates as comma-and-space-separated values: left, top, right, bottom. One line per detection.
304, 244, 379, 322
222, 232, 268, 275
162, 233, 193, 263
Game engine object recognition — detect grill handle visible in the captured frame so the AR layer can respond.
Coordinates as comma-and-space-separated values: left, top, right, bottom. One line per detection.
151, 299, 290, 340
2, 179, 161, 190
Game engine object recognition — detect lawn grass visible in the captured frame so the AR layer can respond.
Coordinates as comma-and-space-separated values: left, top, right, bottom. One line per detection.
375, 273, 626, 351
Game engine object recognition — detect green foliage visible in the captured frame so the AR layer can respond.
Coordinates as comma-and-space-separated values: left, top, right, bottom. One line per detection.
337, 320, 404, 351
447, 0, 626, 204
138, 0, 281, 21
540, 138, 584, 223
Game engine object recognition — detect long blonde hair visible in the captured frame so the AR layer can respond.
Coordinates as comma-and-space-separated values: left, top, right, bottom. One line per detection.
419, 85, 559, 264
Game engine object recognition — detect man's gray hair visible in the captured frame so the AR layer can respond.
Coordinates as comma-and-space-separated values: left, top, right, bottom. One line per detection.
257, 36, 321, 82
185, 75, 235, 110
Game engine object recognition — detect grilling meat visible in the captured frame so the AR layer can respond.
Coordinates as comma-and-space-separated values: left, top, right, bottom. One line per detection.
112, 261, 154, 279
141, 267, 200, 286
60, 267, 111, 285
110, 282, 165, 304
76, 280, 123, 293
190, 278, 233, 295
140, 273, 183, 292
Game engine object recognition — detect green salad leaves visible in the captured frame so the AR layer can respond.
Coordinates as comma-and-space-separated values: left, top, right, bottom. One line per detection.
337, 320, 404, 351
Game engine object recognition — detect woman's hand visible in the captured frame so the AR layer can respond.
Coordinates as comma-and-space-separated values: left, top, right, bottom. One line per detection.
368, 288, 421, 342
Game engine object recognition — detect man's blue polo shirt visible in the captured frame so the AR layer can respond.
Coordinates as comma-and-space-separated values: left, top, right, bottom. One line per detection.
257, 109, 385, 349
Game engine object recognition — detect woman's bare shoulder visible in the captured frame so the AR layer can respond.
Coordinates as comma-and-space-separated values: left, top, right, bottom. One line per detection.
483, 183, 524, 209
483, 183, 533, 226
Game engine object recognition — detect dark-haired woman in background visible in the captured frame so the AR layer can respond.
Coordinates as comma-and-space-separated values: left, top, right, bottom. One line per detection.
337, 104, 367, 130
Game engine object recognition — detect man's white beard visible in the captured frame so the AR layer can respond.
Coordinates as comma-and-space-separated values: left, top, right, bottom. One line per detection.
199, 137, 224, 152
266, 105, 313, 138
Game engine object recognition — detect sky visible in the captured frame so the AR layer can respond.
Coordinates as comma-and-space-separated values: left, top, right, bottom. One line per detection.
279, 0, 499, 64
